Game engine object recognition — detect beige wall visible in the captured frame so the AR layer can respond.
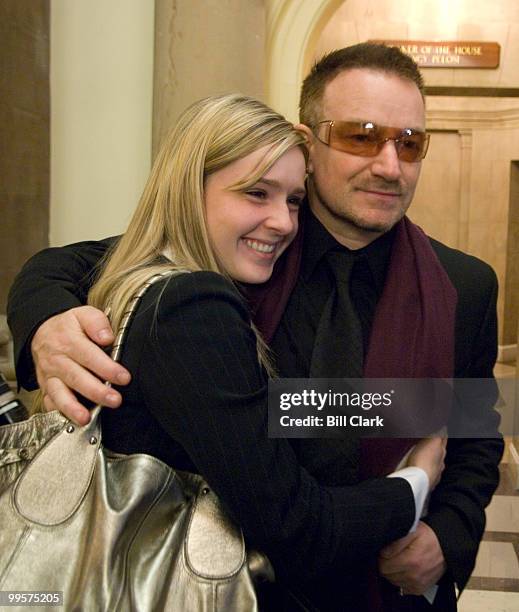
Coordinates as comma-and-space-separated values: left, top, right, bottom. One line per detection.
50, 0, 154, 245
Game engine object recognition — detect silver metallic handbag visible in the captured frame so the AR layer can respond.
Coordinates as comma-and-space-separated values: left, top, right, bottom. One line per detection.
0, 272, 273, 611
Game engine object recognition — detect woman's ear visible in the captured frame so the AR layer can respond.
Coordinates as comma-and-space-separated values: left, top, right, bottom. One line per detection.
294, 123, 315, 174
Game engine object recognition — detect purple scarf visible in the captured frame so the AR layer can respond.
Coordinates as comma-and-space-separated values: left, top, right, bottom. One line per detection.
245, 211, 457, 475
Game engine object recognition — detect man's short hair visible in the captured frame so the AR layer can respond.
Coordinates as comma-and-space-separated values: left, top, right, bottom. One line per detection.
299, 43, 425, 127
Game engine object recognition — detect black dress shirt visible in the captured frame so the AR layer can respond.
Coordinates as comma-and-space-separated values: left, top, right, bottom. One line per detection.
271, 209, 395, 376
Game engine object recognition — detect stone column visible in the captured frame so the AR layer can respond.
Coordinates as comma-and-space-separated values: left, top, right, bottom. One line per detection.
152, 0, 266, 156
1, 0, 50, 312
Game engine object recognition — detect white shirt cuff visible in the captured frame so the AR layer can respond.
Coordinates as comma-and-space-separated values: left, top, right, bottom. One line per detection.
387, 466, 429, 533
387, 467, 438, 604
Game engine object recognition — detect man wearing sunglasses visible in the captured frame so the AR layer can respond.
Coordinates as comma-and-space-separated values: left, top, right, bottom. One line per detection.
258, 44, 501, 610
8, 44, 502, 611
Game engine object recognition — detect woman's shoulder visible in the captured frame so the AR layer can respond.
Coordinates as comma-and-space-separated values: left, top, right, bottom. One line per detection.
143, 270, 251, 323
159, 270, 244, 301
129, 270, 258, 373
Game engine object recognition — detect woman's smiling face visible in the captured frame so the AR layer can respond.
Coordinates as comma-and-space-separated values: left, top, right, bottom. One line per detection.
204, 145, 306, 284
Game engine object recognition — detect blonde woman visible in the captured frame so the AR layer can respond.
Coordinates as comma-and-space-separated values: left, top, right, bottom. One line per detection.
9, 94, 445, 610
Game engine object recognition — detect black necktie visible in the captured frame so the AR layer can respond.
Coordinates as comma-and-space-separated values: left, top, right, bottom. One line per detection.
310, 250, 364, 378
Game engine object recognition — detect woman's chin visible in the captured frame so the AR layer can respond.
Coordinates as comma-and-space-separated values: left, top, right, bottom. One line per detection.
232, 262, 275, 285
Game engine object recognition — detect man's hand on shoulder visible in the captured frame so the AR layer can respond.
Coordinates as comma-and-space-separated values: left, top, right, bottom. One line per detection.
32, 306, 131, 425
378, 521, 446, 595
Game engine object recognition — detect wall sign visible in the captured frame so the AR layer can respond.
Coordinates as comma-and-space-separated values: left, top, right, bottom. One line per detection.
369, 40, 500, 68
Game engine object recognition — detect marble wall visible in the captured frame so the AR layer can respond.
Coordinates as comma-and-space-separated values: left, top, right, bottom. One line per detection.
470, 126, 519, 345
507, 163, 519, 347
409, 132, 462, 250
414, 98, 519, 346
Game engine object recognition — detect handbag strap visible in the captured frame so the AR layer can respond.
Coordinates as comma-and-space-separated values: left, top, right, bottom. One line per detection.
110, 270, 178, 363
12, 270, 181, 526
93, 270, 180, 411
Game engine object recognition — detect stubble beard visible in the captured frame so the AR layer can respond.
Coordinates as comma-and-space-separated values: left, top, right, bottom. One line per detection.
311, 180, 409, 237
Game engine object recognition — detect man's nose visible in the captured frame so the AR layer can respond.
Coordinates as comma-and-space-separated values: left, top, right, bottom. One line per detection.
370, 140, 402, 181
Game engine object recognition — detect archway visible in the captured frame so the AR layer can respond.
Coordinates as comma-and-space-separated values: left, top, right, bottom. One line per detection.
265, 0, 343, 122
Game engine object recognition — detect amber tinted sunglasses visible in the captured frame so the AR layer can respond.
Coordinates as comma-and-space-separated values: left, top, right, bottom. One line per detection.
313, 120, 430, 163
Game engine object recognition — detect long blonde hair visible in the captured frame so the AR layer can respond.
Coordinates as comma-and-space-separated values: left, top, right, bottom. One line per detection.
88, 93, 306, 372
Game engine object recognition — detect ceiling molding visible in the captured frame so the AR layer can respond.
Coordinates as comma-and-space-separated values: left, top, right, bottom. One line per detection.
427, 107, 519, 130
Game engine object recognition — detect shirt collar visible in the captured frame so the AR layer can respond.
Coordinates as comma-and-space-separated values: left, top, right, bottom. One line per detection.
301, 206, 397, 294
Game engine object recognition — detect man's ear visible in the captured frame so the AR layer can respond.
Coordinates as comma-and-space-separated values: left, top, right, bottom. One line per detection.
294, 123, 315, 174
